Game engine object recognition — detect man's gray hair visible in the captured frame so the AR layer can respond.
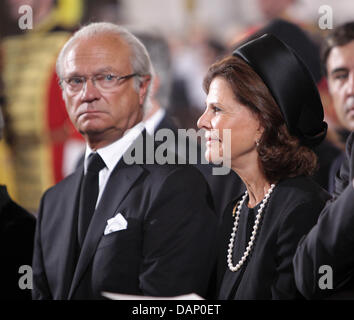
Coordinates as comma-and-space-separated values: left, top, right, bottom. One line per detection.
56, 22, 154, 112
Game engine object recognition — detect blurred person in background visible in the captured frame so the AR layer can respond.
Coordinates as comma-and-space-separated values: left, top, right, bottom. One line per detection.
0, 34, 17, 197
1, 0, 84, 213
0, 106, 36, 300
257, 0, 295, 21
320, 22, 354, 194
132, 29, 243, 216
198, 34, 330, 299
169, 28, 227, 130
132, 30, 175, 132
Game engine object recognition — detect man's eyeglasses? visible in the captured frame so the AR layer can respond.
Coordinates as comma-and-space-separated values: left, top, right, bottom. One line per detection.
60, 73, 140, 93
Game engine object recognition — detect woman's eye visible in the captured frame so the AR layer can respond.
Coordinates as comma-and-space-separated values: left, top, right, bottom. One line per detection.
212, 106, 221, 113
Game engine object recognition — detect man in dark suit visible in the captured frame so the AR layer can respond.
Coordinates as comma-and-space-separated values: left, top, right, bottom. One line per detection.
32, 22, 217, 300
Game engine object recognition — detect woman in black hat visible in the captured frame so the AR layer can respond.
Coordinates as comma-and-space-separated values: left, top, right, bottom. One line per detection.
197, 34, 330, 299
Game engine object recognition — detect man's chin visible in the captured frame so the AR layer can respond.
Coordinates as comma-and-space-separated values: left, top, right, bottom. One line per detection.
78, 125, 105, 136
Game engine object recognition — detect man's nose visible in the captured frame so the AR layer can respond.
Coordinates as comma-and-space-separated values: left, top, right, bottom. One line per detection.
80, 78, 101, 102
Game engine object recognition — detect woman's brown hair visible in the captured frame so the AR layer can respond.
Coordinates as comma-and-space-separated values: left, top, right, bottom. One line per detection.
203, 55, 317, 183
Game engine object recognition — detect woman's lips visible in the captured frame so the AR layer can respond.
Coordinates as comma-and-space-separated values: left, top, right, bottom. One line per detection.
206, 138, 221, 146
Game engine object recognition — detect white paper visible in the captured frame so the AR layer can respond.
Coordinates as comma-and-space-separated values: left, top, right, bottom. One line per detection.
102, 292, 204, 300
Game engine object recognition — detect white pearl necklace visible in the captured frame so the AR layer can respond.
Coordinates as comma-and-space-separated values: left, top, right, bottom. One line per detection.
227, 184, 276, 272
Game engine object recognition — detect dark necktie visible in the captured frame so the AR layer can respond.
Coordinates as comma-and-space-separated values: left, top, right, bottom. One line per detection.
78, 152, 106, 247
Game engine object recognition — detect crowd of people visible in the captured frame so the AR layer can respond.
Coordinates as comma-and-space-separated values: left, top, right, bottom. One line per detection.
1, 0, 354, 301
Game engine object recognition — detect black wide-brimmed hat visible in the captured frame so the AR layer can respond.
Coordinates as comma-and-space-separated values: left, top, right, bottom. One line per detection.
233, 34, 327, 147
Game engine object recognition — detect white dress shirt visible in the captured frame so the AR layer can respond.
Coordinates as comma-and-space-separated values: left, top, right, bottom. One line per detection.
84, 122, 145, 208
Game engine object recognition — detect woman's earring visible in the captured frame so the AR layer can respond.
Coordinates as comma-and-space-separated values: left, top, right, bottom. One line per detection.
256, 139, 259, 147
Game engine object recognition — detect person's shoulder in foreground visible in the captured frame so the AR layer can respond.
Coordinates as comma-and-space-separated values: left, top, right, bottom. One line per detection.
294, 132, 354, 299
0, 185, 36, 300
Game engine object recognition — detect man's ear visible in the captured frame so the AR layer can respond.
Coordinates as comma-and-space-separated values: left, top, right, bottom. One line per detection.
139, 75, 152, 105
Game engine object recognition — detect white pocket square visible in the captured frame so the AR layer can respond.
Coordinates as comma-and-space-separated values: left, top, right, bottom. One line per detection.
104, 213, 128, 235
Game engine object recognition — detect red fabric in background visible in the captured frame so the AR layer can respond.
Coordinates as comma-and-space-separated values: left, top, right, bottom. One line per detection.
47, 69, 83, 183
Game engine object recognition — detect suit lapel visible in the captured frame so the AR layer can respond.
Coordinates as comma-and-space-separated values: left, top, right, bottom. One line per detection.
68, 160, 144, 299
57, 167, 83, 299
